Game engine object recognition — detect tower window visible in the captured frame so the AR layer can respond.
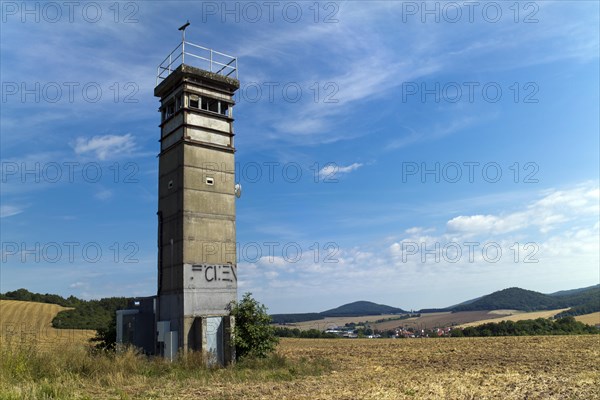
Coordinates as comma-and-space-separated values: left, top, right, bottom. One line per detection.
201, 97, 219, 113
189, 96, 232, 117
220, 102, 230, 117
165, 102, 175, 119
206, 177, 214, 185
189, 94, 199, 109
208, 99, 219, 113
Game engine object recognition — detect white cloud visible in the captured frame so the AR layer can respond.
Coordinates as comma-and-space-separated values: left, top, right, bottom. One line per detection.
446, 213, 527, 235
405, 227, 435, 235
72, 134, 136, 160
0, 205, 25, 218
257, 256, 288, 268
241, 183, 599, 312
94, 189, 113, 201
447, 184, 599, 236
318, 162, 363, 179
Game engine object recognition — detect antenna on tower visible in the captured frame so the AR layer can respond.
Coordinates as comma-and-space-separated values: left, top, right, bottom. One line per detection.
178, 20, 190, 32
178, 20, 190, 64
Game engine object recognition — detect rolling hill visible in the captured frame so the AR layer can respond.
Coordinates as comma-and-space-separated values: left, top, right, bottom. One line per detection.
272, 285, 599, 323
321, 301, 405, 317
548, 284, 600, 297
271, 301, 405, 324
451, 286, 599, 314
3, 284, 598, 328
451, 288, 560, 312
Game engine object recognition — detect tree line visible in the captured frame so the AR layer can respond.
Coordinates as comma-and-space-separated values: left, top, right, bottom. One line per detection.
1, 288, 131, 331
450, 317, 598, 337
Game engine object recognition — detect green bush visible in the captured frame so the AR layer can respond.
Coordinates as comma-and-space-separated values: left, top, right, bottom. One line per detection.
228, 293, 279, 360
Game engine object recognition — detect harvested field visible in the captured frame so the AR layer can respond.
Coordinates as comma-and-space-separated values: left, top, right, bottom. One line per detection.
372, 311, 514, 331
278, 314, 403, 331
278, 308, 580, 332
0, 300, 598, 399
281, 311, 518, 332
0, 299, 95, 347
271, 336, 600, 400
4, 336, 597, 399
575, 312, 600, 326
458, 309, 570, 328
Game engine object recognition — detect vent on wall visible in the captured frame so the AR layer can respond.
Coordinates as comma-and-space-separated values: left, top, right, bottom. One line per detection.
206, 177, 214, 185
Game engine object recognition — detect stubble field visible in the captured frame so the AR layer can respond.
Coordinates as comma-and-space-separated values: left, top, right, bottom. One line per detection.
575, 311, 600, 326
270, 336, 600, 400
0, 299, 95, 347
2, 335, 598, 399
1, 300, 599, 399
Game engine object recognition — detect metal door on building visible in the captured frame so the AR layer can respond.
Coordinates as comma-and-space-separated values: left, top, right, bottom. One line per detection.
205, 317, 224, 366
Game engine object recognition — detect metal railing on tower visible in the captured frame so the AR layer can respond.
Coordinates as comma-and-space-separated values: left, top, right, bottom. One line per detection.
156, 40, 238, 86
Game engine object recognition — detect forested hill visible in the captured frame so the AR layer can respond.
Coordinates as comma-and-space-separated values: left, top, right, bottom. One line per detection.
451, 286, 599, 314
321, 301, 405, 317
271, 301, 405, 324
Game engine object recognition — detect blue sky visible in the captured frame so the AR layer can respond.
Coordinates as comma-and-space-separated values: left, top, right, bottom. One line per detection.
1, 1, 598, 313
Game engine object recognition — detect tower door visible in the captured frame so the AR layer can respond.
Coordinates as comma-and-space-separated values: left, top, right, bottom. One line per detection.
205, 317, 224, 366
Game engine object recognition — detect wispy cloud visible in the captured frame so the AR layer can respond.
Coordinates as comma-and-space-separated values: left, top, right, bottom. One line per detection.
235, 1, 598, 149
386, 116, 482, 150
447, 183, 599, 236
318, 162, 363, 179
0, 204, 25, 218
72, 134, 136, 160
69, 281, 88, 289
94, 188, 113, 201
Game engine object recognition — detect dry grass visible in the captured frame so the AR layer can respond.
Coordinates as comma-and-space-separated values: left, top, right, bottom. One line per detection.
0, 340, 331, 400
0, 301, 331, 399
1, 336, 598, 399
1, 300, 598, 399
575, 312, 600, 326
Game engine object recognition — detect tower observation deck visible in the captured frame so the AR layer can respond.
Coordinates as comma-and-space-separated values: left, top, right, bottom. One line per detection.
156, 39, 238, 86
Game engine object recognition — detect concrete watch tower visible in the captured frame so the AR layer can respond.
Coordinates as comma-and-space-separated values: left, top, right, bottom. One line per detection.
153, 26, 240, 364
